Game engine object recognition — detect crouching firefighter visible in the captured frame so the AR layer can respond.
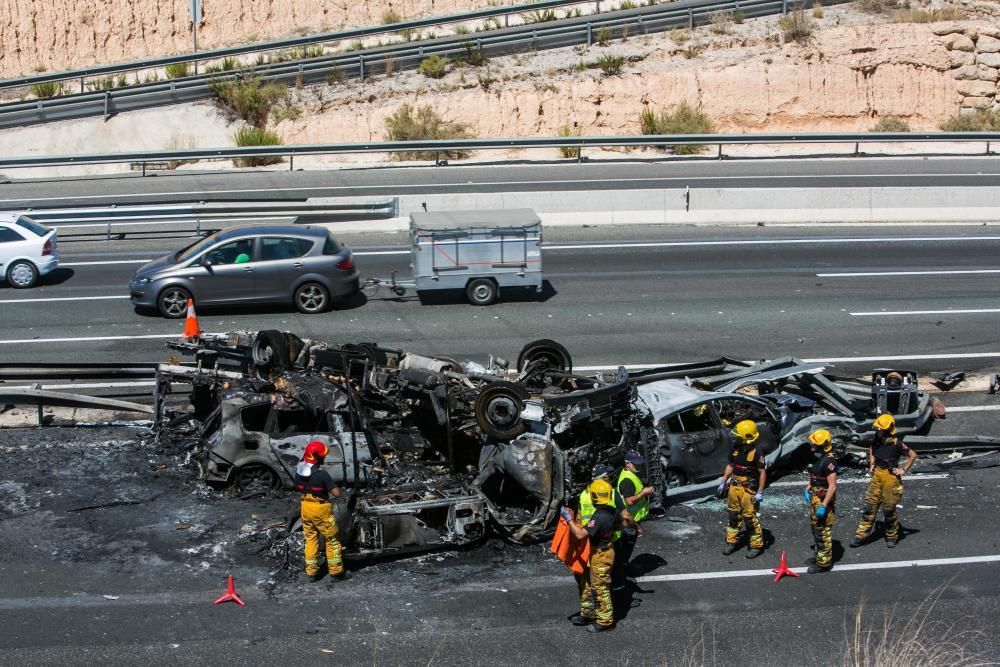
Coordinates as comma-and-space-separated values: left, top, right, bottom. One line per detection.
563, 479, 620, 633
851, 414, 917, 549
295, 440, 349, 582
804, 429, 838, 573
720, 420, 767, 559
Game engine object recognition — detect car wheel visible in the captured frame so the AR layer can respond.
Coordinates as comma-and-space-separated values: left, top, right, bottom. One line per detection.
474, 382, 529, 440
516, 339, 573, 373
466, 278, 498, 306
294, 282, 329, 314
235, 464, 281, 494
252, 330, 291, 373
6, 260, 38, 289
157, 286, 191, 319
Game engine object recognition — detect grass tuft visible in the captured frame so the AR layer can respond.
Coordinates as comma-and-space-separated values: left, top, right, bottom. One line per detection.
940, 108, 1000, 131
232, 125, 283, 167
870, 116, 910, 132
165, 62, 190, 79
779, 9, 815, 43
419, 54, 450, 79
31, 82, 63, 98
640, 102, 716, 154
384, 104, 472, 160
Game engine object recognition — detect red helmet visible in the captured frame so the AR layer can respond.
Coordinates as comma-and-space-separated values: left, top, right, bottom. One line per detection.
303, 440, 329, 464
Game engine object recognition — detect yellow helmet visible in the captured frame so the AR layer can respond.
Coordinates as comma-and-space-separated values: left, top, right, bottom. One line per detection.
731, 420, 759, 445
874, 413, 896, 434
808, 429, 833, 453
588, 479, 614, 506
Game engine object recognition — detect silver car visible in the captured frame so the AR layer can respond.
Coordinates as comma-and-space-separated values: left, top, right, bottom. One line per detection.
129, 225, 359, 318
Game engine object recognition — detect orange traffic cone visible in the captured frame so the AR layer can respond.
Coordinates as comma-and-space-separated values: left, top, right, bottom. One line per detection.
213, 575, 245, 606
771, 550, 799, 582
182, 298, 201, 340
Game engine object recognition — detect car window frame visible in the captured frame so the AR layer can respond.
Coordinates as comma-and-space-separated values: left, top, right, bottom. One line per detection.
15, 216, 49, 238
257, 235, 312, 263
198, 237, 258, 267
0, 226, 26, 244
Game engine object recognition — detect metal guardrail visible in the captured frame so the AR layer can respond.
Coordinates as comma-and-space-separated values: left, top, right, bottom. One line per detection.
0, 0, 838, 129
0, 0, 596, 91
1, 134, 997, 173
8, 199, 400, 240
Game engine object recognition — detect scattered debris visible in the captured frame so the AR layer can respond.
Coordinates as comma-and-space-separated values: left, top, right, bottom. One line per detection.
929, 371, 965, 391
67, 499, 147, 513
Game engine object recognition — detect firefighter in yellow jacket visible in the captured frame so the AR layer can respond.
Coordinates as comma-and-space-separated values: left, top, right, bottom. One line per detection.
294, 440, 350, 582
851, 414, 917, 549
720, 420, 767, 559
563, 479, 620, 633
804, 429, 838, 573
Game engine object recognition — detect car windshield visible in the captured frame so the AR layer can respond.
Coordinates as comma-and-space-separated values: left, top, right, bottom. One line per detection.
15, 216, 49, 237
176, 232, 224, 263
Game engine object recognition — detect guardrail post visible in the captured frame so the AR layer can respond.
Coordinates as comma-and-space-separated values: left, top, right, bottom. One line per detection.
854, 142, 860, 156
142, 161, 147, 177
505, 14, 509, 27
576, 145, 583, 163
359, 56, 365, 80
718, 144, 723, 160
103, 91, 111, 120
688, 8, 694, 28
987, 141, 992, 155
638, 15, 645, 34
595, 0, 601, 12
434, 150, 440, 165
587, 23, 593, 46
106, 221, 112, 241
35, 384, 44, 427
289, 155, 294, 171
391, 197, 400, 218
80, 76, 85, 94
782, 0, 788, 13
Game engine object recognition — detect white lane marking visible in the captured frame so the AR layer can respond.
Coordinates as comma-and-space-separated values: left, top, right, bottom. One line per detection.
0, 334, 187, 345
4, 172, 998, 204
637, 554, 1000, 583
545, 236, 1000, 250
947, 405, 1000, 412
0, 295, 129, 304
577, 352, 1000, 371
851, 308, 1000, 316
819, 269, 1000, 277
61, 259, 151, 266
767, 474, 950, 489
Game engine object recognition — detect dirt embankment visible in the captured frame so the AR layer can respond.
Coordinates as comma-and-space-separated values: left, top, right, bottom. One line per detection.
0, 0, 494, 79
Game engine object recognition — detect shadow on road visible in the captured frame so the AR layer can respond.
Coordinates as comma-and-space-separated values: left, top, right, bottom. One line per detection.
0, 267, 75, 289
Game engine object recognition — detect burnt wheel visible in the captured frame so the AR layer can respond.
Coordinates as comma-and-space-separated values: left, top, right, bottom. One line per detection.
235, 464, 280, 494
475, 382, 529, 440
157, 286, 191, 319
516, 338, 573, 373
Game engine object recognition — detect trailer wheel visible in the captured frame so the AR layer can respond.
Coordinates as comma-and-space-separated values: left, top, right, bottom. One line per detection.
466, 278, 498, 306
475, 382, 528, 440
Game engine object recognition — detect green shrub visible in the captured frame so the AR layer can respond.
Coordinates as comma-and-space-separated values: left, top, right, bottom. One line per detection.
619, 0, 639, 8
454, 24, 471, 35
597, 25, 613, 46
558, 124, 581, 158
682, 45, 700, 58
733, 10, 746, 23
347, 40, 365, 51
419, 54, 450, 78
88, 76, 117, 91
165, 62, 190, 79
779, 10, 814, 43
640, 102, 716, 154
940, 109, 1000, 131
30, 82, 63, 98
232, 125, 284, 167
596, 54, 627, 76
522, 9, 557, 23
205, 57, 238, 74
210, 74, 287, 127
455, 42, 489, 67
384, 104, 472, 160
870, 116, 910, 132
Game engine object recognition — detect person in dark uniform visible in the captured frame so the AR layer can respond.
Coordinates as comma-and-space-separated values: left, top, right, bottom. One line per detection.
851, 414, 917, 548
564, 479, 620, 633
804, 429, 838, 573
294, 440, 349, 582
720, 420, 767, 558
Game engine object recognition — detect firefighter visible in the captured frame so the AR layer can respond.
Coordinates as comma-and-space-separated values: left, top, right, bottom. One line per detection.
563, 479, 620, 633
614, 450, 653, 581
851, 414, 918, 548
804, 429, 838, 573
719, 420, 767, 558
294, 440, 349, 582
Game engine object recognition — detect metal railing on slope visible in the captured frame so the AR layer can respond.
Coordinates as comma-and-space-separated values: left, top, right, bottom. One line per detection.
0, 0, 843, 129
0, 133, 996, 174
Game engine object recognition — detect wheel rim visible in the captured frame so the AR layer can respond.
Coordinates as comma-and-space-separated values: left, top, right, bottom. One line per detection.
472, 283, 493, 303
161, 289, 188, 317
238, 465, 278, 492
297, 285, 327, 312
9, 263, 35, 287
485, 395, 519, 429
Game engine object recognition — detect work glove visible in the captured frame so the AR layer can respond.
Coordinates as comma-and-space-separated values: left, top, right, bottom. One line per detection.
803, 488, 811, 504
754, 491, 764, 503
816, 505, 827, 519
560, 507, 573, 522
717, 481, 727, 497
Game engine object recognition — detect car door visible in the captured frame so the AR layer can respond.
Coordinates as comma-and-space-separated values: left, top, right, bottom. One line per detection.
0, 226, 27, 276
253, 236, 313, 302
658, 402, 727, 483
713, 397, 781, 456
191, 237, 259, 304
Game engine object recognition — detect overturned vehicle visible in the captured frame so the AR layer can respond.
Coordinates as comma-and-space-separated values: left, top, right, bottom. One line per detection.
154, 331, 950, 559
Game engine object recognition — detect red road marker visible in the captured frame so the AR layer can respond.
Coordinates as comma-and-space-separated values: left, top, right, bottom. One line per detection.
772, 550, 799, 582
213, 575, 245, 606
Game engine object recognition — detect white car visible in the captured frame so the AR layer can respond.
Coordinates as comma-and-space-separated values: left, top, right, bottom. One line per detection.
0, 213, 59, 288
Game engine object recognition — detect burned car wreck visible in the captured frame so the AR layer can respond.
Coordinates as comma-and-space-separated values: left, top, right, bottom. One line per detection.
154, 331, 958, 560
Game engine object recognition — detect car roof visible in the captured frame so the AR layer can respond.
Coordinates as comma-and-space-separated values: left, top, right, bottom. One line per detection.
210, 224, 328, 242
0, 213, 21, 225
636, 379, 772, 420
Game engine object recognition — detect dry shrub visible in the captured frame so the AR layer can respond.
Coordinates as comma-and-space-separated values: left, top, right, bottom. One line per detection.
940, 108, 1000, 131
870, 116, 910, 132
210, 74, 287, 127
856, 0, 898, 14
892, 6, 965, 21
558, 124, 581, 158
710, 11, 734, 34
813, 1, 825, 18
640, 102, 716, 154
779, 9, 815, 43
384, 104, 472, 160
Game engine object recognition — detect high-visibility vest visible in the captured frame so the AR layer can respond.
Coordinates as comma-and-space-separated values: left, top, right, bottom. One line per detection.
617, 469, 649, 522
579, 489, 596, 526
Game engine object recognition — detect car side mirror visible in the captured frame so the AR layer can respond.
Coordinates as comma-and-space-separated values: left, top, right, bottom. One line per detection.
200, 254, 214, 267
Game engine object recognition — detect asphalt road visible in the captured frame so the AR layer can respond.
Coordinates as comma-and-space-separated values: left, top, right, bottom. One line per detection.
2, 157, 1000, 207
2, 224, 1000, 377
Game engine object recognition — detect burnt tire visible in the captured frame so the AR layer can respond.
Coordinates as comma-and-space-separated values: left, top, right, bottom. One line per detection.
466, 278, 498, 306
252, 330, 291, 373
294, 281, 330, 314
516, 338, 573, 374
157, 286, 192, 319
6, 260, 38, 289
475, 382, 529, 440
235, 464, 281, 493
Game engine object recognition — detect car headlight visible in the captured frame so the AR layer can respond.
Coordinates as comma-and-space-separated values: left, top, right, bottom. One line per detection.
132, 277, 151, 287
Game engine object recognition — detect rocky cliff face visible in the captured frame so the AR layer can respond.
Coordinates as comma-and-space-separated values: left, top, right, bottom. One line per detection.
0, 0, 492, 79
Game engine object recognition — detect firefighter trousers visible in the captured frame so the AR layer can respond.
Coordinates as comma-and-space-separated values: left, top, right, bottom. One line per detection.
855, 467, 903, 543
578, 544, 615, 627
809, 491, 835, 568
301, 498, 344, 577
726, 483, 763, 549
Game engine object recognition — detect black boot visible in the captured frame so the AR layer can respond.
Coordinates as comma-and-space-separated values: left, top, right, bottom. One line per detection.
849, 536, 866, 548
569, 614, 592, 626
723, 543, 740, 556
329, 570, 353, 582
886, 539, 897, 549
805, 557, 817, 566
587, 623, 615, 633
807, 564, 831, 574
745, 548, 763, 559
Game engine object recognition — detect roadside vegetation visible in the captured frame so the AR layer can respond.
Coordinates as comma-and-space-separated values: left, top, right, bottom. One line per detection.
940, 108, 1000, 131
419, 54, 450, 79
640, 102, 716, 154
30, 82, 63, 98
557, 124, 582, 158
870, 116, 910, 132
232, 125, 284, 166
164, 62, 190, 79
779, 9, 815, 43
210, 73, 288, 127
384, 104, 472, 160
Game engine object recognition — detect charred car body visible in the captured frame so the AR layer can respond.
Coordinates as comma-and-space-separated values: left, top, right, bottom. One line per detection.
154, 331, 946, 559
